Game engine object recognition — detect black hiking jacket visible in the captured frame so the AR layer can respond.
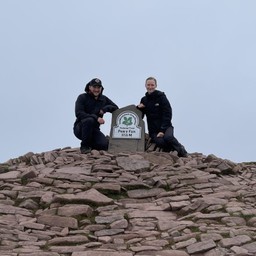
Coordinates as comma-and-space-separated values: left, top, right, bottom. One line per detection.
74, 89, 118, 127
139, 90, 173, 136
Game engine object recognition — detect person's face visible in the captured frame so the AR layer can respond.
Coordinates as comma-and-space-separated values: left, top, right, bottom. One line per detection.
145, 79, 157, 94
89, 85, 102, 97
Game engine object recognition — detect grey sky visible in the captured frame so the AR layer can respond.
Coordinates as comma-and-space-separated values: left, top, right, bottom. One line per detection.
0, 0, 255, 163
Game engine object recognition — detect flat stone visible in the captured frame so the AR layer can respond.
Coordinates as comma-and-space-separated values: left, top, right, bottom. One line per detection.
49, 245, 87, 253
21, 221, 45, 230
92, 183, 121, 193
37, 215, 78, 229
186, 239, 216, 254
58, 204, 93, 217
110, 219, 128, 229
95, 215, 124, 224
194, 212, 230, 220
94, 228, 124, 236
116, 156, 150, 172
19, 253, 60, 256
55, 166, 91, 175
127, 188, 165, 199
72, 252, 133, 256
53, 188, 113, 205
221, 216, 246, 226
48, 235, 88, 245
128, 210, 176, 220
130, 245, 162, 252
157, 220, 194, 231
220, 235, 252, 248
173, 238, 197, 249
230, 245, 249, 255
242, 241, 256, 253
200, 233, 223, 242
0, 204, 33, 216
0, 171, 20, 179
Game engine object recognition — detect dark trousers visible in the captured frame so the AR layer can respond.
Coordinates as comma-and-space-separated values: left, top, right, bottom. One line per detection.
73, 117, 108, 150
151, 126, 185, 153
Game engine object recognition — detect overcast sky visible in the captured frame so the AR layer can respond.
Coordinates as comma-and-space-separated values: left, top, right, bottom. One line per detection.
0, 0, 255, 163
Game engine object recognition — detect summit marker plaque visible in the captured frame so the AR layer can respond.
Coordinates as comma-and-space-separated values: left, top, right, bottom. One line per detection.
112, 111, 141, 139
108, 105, 145, 152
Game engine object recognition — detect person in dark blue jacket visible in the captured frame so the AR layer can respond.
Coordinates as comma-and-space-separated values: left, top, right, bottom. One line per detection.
137, 77, 187, 157
74, 78, 118, 154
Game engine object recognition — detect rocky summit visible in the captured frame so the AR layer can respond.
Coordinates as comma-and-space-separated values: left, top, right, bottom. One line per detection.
0, 148, 256, 256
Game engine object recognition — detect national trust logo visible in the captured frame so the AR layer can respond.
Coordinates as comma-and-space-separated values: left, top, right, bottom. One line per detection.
118, 112, 138, 127
112, 110, 141, 139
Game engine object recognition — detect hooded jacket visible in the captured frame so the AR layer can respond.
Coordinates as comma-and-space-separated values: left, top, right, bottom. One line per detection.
74, 83, 118, 127
139, 90, 173, 136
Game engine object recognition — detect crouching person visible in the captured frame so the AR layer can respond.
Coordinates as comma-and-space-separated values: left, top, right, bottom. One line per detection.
137, 76, 187, 157
73, 78, 118, 154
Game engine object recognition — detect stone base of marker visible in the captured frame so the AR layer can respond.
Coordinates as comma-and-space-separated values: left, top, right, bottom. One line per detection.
108, 105, 145, 153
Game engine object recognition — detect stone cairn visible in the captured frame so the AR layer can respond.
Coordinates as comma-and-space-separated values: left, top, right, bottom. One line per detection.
0, 145, 256, 256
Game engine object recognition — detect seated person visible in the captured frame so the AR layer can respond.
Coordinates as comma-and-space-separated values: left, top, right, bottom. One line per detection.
73, 78, 118, 153
137, 76, 187, 157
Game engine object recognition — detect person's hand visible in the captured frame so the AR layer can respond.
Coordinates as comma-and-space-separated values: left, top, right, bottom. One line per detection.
99, 109, 104, 115
157, 132, 164, 137
137, 103, 145, 108
97, 117, 105, 124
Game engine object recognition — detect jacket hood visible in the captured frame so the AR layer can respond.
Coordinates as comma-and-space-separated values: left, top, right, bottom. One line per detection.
84, 78, 104, 94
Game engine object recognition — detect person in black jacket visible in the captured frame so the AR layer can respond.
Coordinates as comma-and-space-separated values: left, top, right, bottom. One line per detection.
137, 77, 187, 157
73, 78, 118, 154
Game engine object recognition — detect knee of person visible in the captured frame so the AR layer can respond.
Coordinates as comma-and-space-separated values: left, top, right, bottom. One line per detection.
165, 136, 175, 144
73, 125, 81, 140
163, 132, 172, 139
155, 139, 165, 147
81, 117, 96, 126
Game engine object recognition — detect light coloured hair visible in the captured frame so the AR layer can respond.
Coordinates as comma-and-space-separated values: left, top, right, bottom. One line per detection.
145, 76, 157, 86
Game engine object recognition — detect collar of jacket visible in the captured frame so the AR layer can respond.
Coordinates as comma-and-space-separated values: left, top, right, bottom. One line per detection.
146, 90, 163, 98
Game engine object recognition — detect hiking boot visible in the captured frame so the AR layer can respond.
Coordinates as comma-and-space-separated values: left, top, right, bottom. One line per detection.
178, 146, 188, 157
80, 146, 91, 154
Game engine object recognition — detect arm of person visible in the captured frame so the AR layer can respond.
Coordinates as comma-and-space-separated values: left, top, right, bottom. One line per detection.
101, 97, 119, 113
157, 132, 164, 137
137, 103, 145, 108
136, 98, 146, 119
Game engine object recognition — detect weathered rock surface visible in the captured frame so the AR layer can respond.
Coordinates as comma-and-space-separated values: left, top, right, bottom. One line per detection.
0, 147, 256, 256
